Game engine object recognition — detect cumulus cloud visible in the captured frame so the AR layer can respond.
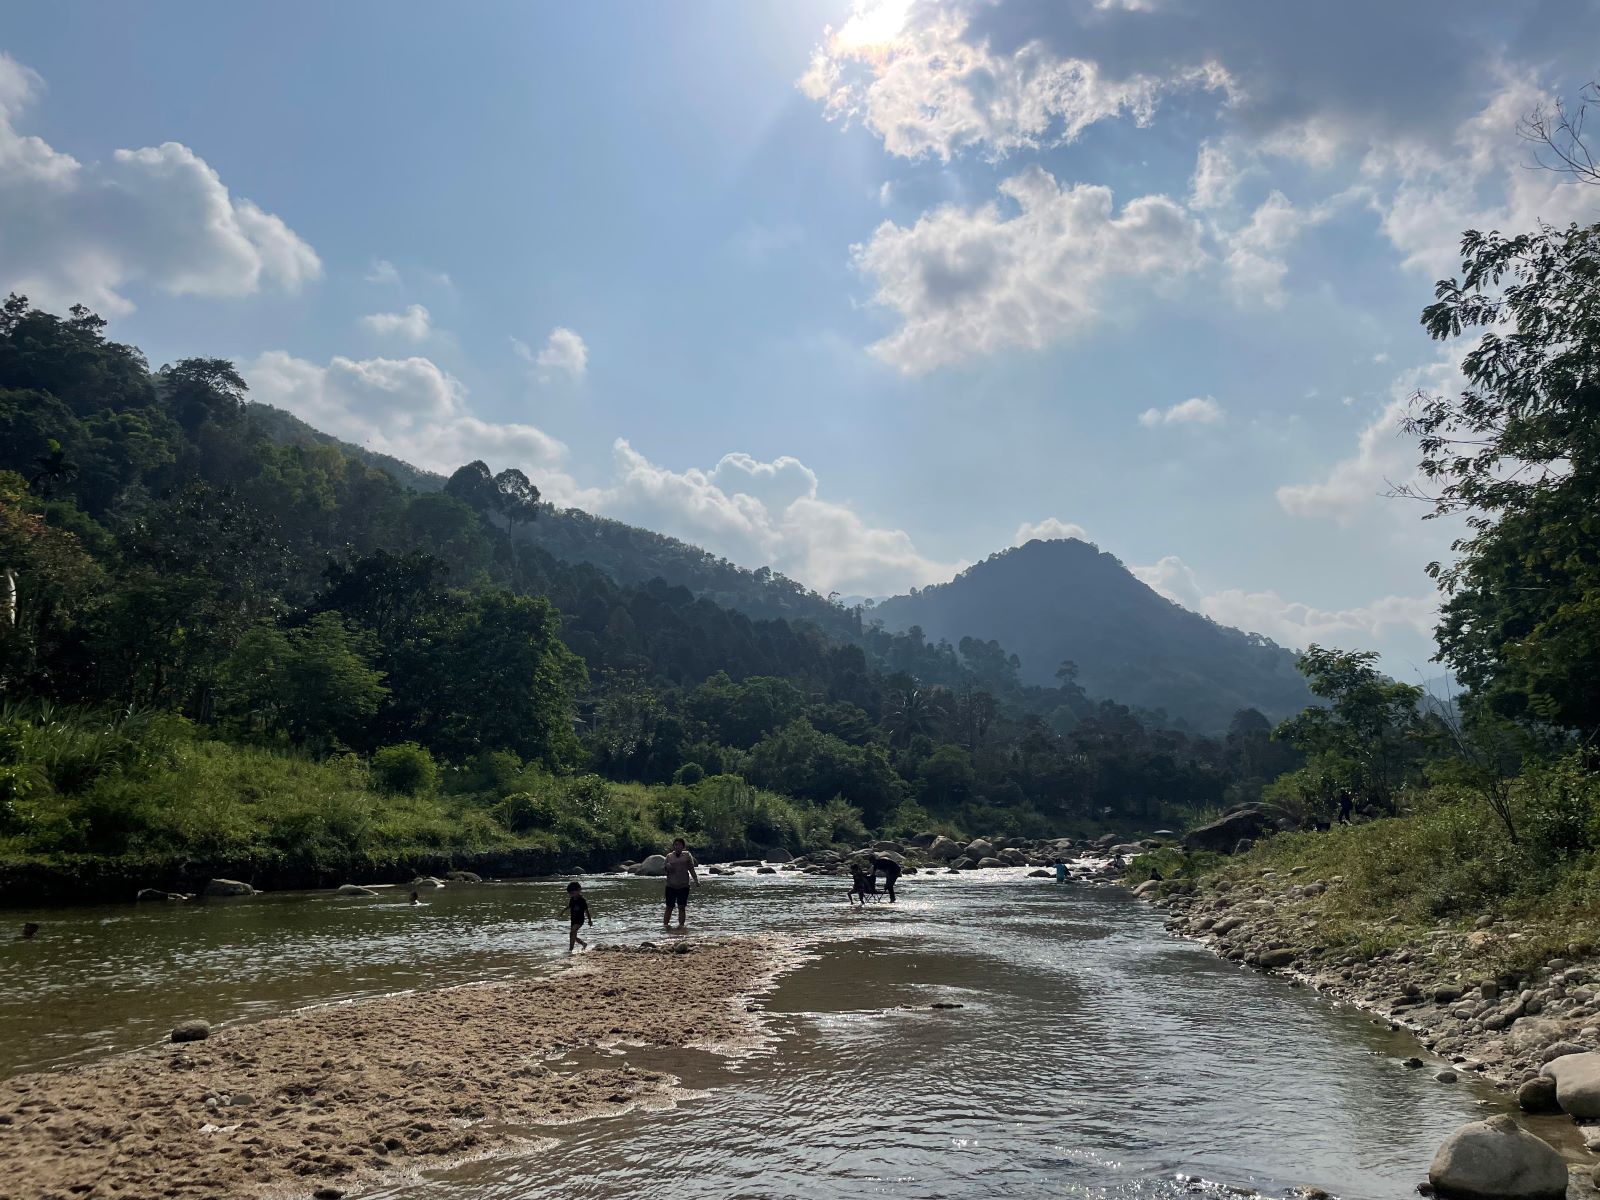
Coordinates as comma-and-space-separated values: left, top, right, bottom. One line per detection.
799, 0, 1230, 161
592, 441, 962, 595
1138, 395, 1222, 427
1133, 554, 1436, 651
360, 303, 432, 342
854, 166, 1207, 371
365, 259, 401, 286
245, 351, 575, 486
0, 53, 319, 315
1014, 517, 1090, 544
514, 327, 588, 382
1217, 190, 1336, 307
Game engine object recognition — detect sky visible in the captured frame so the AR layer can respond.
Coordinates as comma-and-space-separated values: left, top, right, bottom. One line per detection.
3, 0, 1598, 682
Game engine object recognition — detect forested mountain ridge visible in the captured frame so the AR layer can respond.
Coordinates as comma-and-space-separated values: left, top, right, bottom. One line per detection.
869, 539, 1315, 730
250, 402, 858, 637
253, 403, 1309, 729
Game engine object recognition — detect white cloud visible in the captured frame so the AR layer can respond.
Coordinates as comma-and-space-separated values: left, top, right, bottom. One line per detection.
1276, 355, 1461, 521
1138, 395, 1222, 427
1215, 190, 1339, 308
245, 351, 575, 487
1188, 140, 1240, 210
360, 303, 432, 342
0, 53, 319, 316
515, 327, 588, 382
592, 441, 962, 595
365, 259, 401, 286
1133, 554, 1436, 651
799, 0, 1230, 162
854, 166, 1207, 372
1013, 517, 1090, 544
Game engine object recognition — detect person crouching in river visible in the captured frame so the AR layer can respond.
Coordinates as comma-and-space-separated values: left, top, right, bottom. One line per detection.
662, 838, 698, 929
565, 881, 592, 952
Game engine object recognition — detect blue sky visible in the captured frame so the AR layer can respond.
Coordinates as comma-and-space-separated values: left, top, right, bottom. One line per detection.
4, 0, 1598, 681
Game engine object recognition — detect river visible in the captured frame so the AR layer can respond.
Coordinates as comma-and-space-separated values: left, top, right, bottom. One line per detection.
1, 868, 1506, 1198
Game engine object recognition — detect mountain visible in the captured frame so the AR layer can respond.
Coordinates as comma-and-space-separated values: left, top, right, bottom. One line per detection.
868, 539, 1315, 730
250, 403, 856, 636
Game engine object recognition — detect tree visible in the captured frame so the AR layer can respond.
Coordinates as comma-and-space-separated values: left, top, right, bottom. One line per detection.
218, 614, 388, 746
493, 467, 540, 536
1274, 646, 1425, 812
29, 439, 77, 498
1404, 222, 1600, 738
444, 460, 498, 514
159, 358, 248, 434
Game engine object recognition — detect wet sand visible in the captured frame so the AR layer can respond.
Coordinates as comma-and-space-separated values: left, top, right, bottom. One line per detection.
0, 938, 795, 1200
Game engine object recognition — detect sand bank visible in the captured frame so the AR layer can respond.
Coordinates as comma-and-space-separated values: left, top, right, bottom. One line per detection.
0, 938, 795, 1200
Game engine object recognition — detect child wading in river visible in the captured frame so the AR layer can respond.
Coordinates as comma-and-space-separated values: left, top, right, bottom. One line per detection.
565, 880, 592, 952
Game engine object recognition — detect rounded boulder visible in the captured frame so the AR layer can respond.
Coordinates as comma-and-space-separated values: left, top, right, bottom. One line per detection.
1427, 1114, 1568, 1200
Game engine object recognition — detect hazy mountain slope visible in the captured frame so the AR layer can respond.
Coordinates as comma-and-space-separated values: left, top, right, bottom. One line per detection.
869, 539, 1315, 729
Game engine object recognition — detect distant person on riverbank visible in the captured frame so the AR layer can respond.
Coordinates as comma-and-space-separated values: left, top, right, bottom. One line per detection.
566, 881, 592, 952
1054, 860, 1067, 884
663, 838, 698, 929
1337, 790, 1353, 824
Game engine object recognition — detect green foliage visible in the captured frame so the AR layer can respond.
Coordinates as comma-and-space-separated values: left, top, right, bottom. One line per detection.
1413, 223, 1600, 739
371, 742, 437, 795
672, 761, 705, 786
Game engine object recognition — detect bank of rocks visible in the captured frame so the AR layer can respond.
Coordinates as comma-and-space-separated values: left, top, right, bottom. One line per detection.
1146, 869, 1600, 1090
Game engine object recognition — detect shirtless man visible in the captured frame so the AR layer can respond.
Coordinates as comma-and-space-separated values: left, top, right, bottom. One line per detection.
662, 838, 699, 929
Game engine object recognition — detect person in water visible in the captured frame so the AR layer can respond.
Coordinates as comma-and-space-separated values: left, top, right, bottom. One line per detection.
18, 922, 38, 940
409, 890, 421, 906
1054, 859, 1067, 884
565, 880, 592, 952
662, 838, 698, 929
873, 854, 901, 903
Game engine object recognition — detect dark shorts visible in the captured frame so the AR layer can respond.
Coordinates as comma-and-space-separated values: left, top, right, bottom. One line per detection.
664, 885, 690, 910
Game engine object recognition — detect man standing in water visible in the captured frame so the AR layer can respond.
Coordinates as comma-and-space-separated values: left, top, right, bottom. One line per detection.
663, 838, 699, 929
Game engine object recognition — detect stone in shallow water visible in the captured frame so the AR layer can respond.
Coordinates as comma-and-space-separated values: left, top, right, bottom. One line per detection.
1542, 1050, 1600, 1118
1427, 1114, 1567, 1200
170, 1019, 211, 1043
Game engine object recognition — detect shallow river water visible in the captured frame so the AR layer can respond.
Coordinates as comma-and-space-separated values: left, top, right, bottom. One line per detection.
1, 869, 1508, 1199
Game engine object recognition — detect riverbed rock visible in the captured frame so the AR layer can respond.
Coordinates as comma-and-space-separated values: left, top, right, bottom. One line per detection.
1028, 869, 1052, 878
202, 878, 256, 898
976, 856, 1005, 869
1517, 1076, 1559, 1113
928, 836, 962, 861
635, 855, 668, 877
1543, 1051, 1600, 1118
964, 839, 996, 861
755, 866, 776, 875
409, 876, 446, 889
336, 884, 379, 897
1427, 1114, 1568, 1200
951, 857, 974, 870
1183, 805, 1272, 854
998, 848, 1029, 866
764, 848, 794, 863
170, 1019, 211, 1043
445, 870, 483, 883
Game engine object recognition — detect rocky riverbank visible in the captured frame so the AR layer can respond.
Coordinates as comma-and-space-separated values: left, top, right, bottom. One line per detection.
0, 937, 798, 1200
1136, 864, 1600, 1188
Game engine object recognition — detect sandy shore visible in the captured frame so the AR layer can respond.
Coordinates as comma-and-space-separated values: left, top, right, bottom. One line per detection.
0, 938, 797, 1200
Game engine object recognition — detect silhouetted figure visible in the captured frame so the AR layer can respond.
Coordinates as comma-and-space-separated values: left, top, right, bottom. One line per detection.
18, 922, 38, 940
1337, 790, 1353, 825
410, 891, 421, 905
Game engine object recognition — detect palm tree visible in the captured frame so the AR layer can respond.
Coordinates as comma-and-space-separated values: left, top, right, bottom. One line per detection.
881, 686, 940, 748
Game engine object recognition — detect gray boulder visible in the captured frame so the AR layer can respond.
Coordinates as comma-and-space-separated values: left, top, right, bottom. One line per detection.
950, 857, 974, 870
1132, 879, 1161, 897
755, 866, 777, 875
1517, 1076, 1559, 1113
998, 848, 1029, 866
1183, 806, 1272, 853
1543, 1050, 1600, 1118
409, 875, 446, 888
336, 884, 379, 897
871, 840, 905, 854
964, 839, 996, 860
202, 878, 256, 898
976, 856, 1004, 869
1028, 869, 1053, 878
928, 836, 963, 861
635, 854, 668, 877
445, 870, 483, 883
171, 1019, 211, 1043
1258, 948, 1296, 969
764, 848, 794, 863
1427, 1114, 1568, 1200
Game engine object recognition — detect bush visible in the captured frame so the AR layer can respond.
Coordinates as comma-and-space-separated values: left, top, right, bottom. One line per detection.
492, 789, 558, 834
673, 762, 706, 787
371, 742, 438, 795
